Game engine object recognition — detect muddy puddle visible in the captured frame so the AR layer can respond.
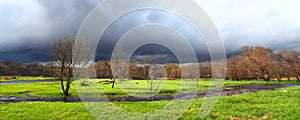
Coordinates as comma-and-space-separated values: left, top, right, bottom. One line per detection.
0, 80, 56, 85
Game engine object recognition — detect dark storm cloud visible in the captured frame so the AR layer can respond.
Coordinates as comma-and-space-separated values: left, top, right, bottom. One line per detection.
0, 0, 300, 63
130, 44, 180, 64
96, 9, 210, 63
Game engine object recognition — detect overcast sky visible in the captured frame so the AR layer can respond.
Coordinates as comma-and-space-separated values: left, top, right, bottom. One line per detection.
0, 0, 299, 63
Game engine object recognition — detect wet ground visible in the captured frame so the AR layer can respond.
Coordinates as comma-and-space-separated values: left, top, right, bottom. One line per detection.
0, 84, 299, 103
0, 80, 56, 85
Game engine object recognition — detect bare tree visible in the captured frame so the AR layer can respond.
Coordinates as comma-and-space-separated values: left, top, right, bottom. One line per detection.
142, 55, 158, 96
227, 56, 244, 81
241, 46, 273, 81
182, 63, 200, 86
164, 63, 180, 80
148, 64, 166, 99
103, 58, 113, 80
129, 60, 144, 79
227, 55, 256, 80
269, 59, 287, 82
278, 49, 300, 81
50, 35, 93, 97
95, 61, 111, 79
199, 62, 211, 78
111, 43, 129, 88
143, 55, 157, 80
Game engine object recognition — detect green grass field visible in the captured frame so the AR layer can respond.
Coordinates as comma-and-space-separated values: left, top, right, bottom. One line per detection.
0, 78, 299, 119
0, 79, 298, 98
0, 86, 299, 120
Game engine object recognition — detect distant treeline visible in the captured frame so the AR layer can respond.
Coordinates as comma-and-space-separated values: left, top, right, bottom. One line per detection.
0, 62, 52, 77
93, 46, 300, 81
0, 46, 299, 81
227, 46, 300, 81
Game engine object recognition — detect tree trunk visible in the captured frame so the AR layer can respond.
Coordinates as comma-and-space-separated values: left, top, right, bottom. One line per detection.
111, 78, 115, 88
296, 76, 300, 81
150, 80, 153, 96
64, 71, 72, 97
277, 77, 281, 82
288, 72, 291, 81
65, 81, 70, 96
59, 63, 66, 96
262, 74, 270, 81
60, 80, 66, 96
276, 76, 281, 82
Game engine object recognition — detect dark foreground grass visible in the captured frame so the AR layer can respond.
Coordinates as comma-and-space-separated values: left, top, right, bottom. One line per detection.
0, 86, 299, 120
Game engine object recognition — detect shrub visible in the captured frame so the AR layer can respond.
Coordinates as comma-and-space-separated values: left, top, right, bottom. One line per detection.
4, 77, 11, 80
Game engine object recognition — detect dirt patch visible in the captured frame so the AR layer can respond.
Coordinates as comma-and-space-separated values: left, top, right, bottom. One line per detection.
0, 80, 55, 85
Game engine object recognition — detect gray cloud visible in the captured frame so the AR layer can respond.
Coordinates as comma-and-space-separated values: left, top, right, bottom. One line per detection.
0, 0, 102, 62
0, 0, 101, 52
197, 0, 300, 52
0, 0, 299, 63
